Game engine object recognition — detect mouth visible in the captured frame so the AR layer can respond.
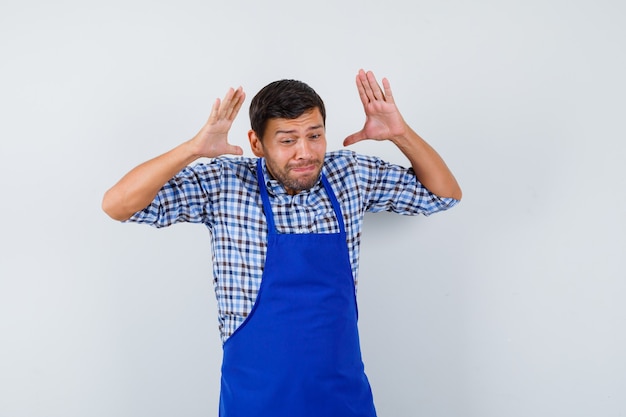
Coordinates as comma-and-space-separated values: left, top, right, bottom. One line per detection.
289, 161, 321, 174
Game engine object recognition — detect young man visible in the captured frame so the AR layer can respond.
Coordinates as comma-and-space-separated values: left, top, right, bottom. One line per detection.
102, 69, 461, 417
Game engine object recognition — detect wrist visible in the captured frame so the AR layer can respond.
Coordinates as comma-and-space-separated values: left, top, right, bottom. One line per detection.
389, 124, 421, 149
180, 138, 207, 163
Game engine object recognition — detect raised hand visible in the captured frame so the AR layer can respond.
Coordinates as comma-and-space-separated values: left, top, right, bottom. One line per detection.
344, 70, 408, 146
102, 86, 246, 221
191, 86, 246, 157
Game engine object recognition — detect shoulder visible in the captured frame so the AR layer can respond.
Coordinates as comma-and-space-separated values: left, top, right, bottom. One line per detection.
322, 150, 381, 196
323, 149, 397, 178
167, 157, 259, 195
183, 156, 258, 178
323, 150, 358, 181
323, 149, 360, 171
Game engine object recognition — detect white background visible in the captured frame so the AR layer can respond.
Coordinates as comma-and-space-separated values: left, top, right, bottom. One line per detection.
1, 0, 625, 416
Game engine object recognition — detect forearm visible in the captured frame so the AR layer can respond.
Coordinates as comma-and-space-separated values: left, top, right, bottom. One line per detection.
391, 126, 462, 200
102, 140, 201, 221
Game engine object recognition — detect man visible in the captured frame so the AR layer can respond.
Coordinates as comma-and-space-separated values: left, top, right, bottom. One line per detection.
102, 69, 461, 417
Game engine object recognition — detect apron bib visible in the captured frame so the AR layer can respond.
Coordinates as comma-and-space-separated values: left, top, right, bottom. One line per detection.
218, 158, 376, 417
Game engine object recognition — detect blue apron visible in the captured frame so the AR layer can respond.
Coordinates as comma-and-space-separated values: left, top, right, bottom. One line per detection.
218, 158, 377, 417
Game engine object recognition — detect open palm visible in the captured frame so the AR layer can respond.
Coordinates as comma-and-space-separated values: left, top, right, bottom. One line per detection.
193, 86, 246, 157
344, 70, 408, 146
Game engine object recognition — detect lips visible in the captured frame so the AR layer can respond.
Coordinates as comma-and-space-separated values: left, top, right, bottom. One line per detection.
288, 161, 321, 173
291, 165, 316, 173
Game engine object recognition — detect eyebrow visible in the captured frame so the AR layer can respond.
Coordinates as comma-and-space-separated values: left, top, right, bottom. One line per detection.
273, 124, 324, 136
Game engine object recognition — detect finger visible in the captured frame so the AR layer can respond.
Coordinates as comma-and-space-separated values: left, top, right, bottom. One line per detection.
225, 144, 244, 155
219, 87, 237, 118
343, 130, 367, 146
382, 77, 394, 104
225, 87, 245, 121
365, 71, 385, 101
355, 70, 369, 107
207, 97, 221, 124
358, 69, 377, 103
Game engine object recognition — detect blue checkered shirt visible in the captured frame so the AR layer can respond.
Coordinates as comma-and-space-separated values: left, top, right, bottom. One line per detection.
127, 149, 458, 342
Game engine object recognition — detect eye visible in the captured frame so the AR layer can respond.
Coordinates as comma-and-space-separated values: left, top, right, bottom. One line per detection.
280, 138, 295, 144
310, 134, 321, 140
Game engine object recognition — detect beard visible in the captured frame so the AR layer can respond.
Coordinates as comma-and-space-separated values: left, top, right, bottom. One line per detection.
266, 159, 323, 194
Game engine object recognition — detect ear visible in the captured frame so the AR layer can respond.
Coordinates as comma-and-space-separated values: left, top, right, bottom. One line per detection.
248, 130, 264, 157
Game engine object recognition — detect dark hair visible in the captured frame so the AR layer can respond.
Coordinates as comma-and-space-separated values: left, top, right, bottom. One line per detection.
249, 79, 326, 140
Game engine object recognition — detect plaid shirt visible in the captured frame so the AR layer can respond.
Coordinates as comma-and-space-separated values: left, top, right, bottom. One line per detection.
128, 149, 458, 342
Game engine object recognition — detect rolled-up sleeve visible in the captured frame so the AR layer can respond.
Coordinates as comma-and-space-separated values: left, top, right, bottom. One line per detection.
126, 163, 221, 228
356, 153, 458, 216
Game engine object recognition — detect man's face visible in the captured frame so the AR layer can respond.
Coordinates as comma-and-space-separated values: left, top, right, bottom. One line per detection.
249, 108, 326, 195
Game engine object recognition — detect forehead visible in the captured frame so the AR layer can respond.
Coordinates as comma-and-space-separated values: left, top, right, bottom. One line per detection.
265, 108, 325, 136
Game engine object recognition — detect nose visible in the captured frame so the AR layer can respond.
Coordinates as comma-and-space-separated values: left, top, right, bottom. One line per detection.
295, 139, 313, 159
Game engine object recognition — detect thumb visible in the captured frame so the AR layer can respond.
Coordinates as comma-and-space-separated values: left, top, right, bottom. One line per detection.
343, 130, 367, 147
226, 144, 244, 155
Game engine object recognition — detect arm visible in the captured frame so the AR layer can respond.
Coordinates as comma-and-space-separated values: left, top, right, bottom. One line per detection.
102, 86, 246, 221
344, 70, 462, 200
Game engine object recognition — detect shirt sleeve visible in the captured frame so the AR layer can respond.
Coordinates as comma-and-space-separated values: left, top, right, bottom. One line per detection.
355, 153, 458, 216
125, 162, 221, 228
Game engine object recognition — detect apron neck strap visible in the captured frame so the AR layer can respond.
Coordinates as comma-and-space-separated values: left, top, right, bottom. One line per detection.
256, 158, 345, 235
